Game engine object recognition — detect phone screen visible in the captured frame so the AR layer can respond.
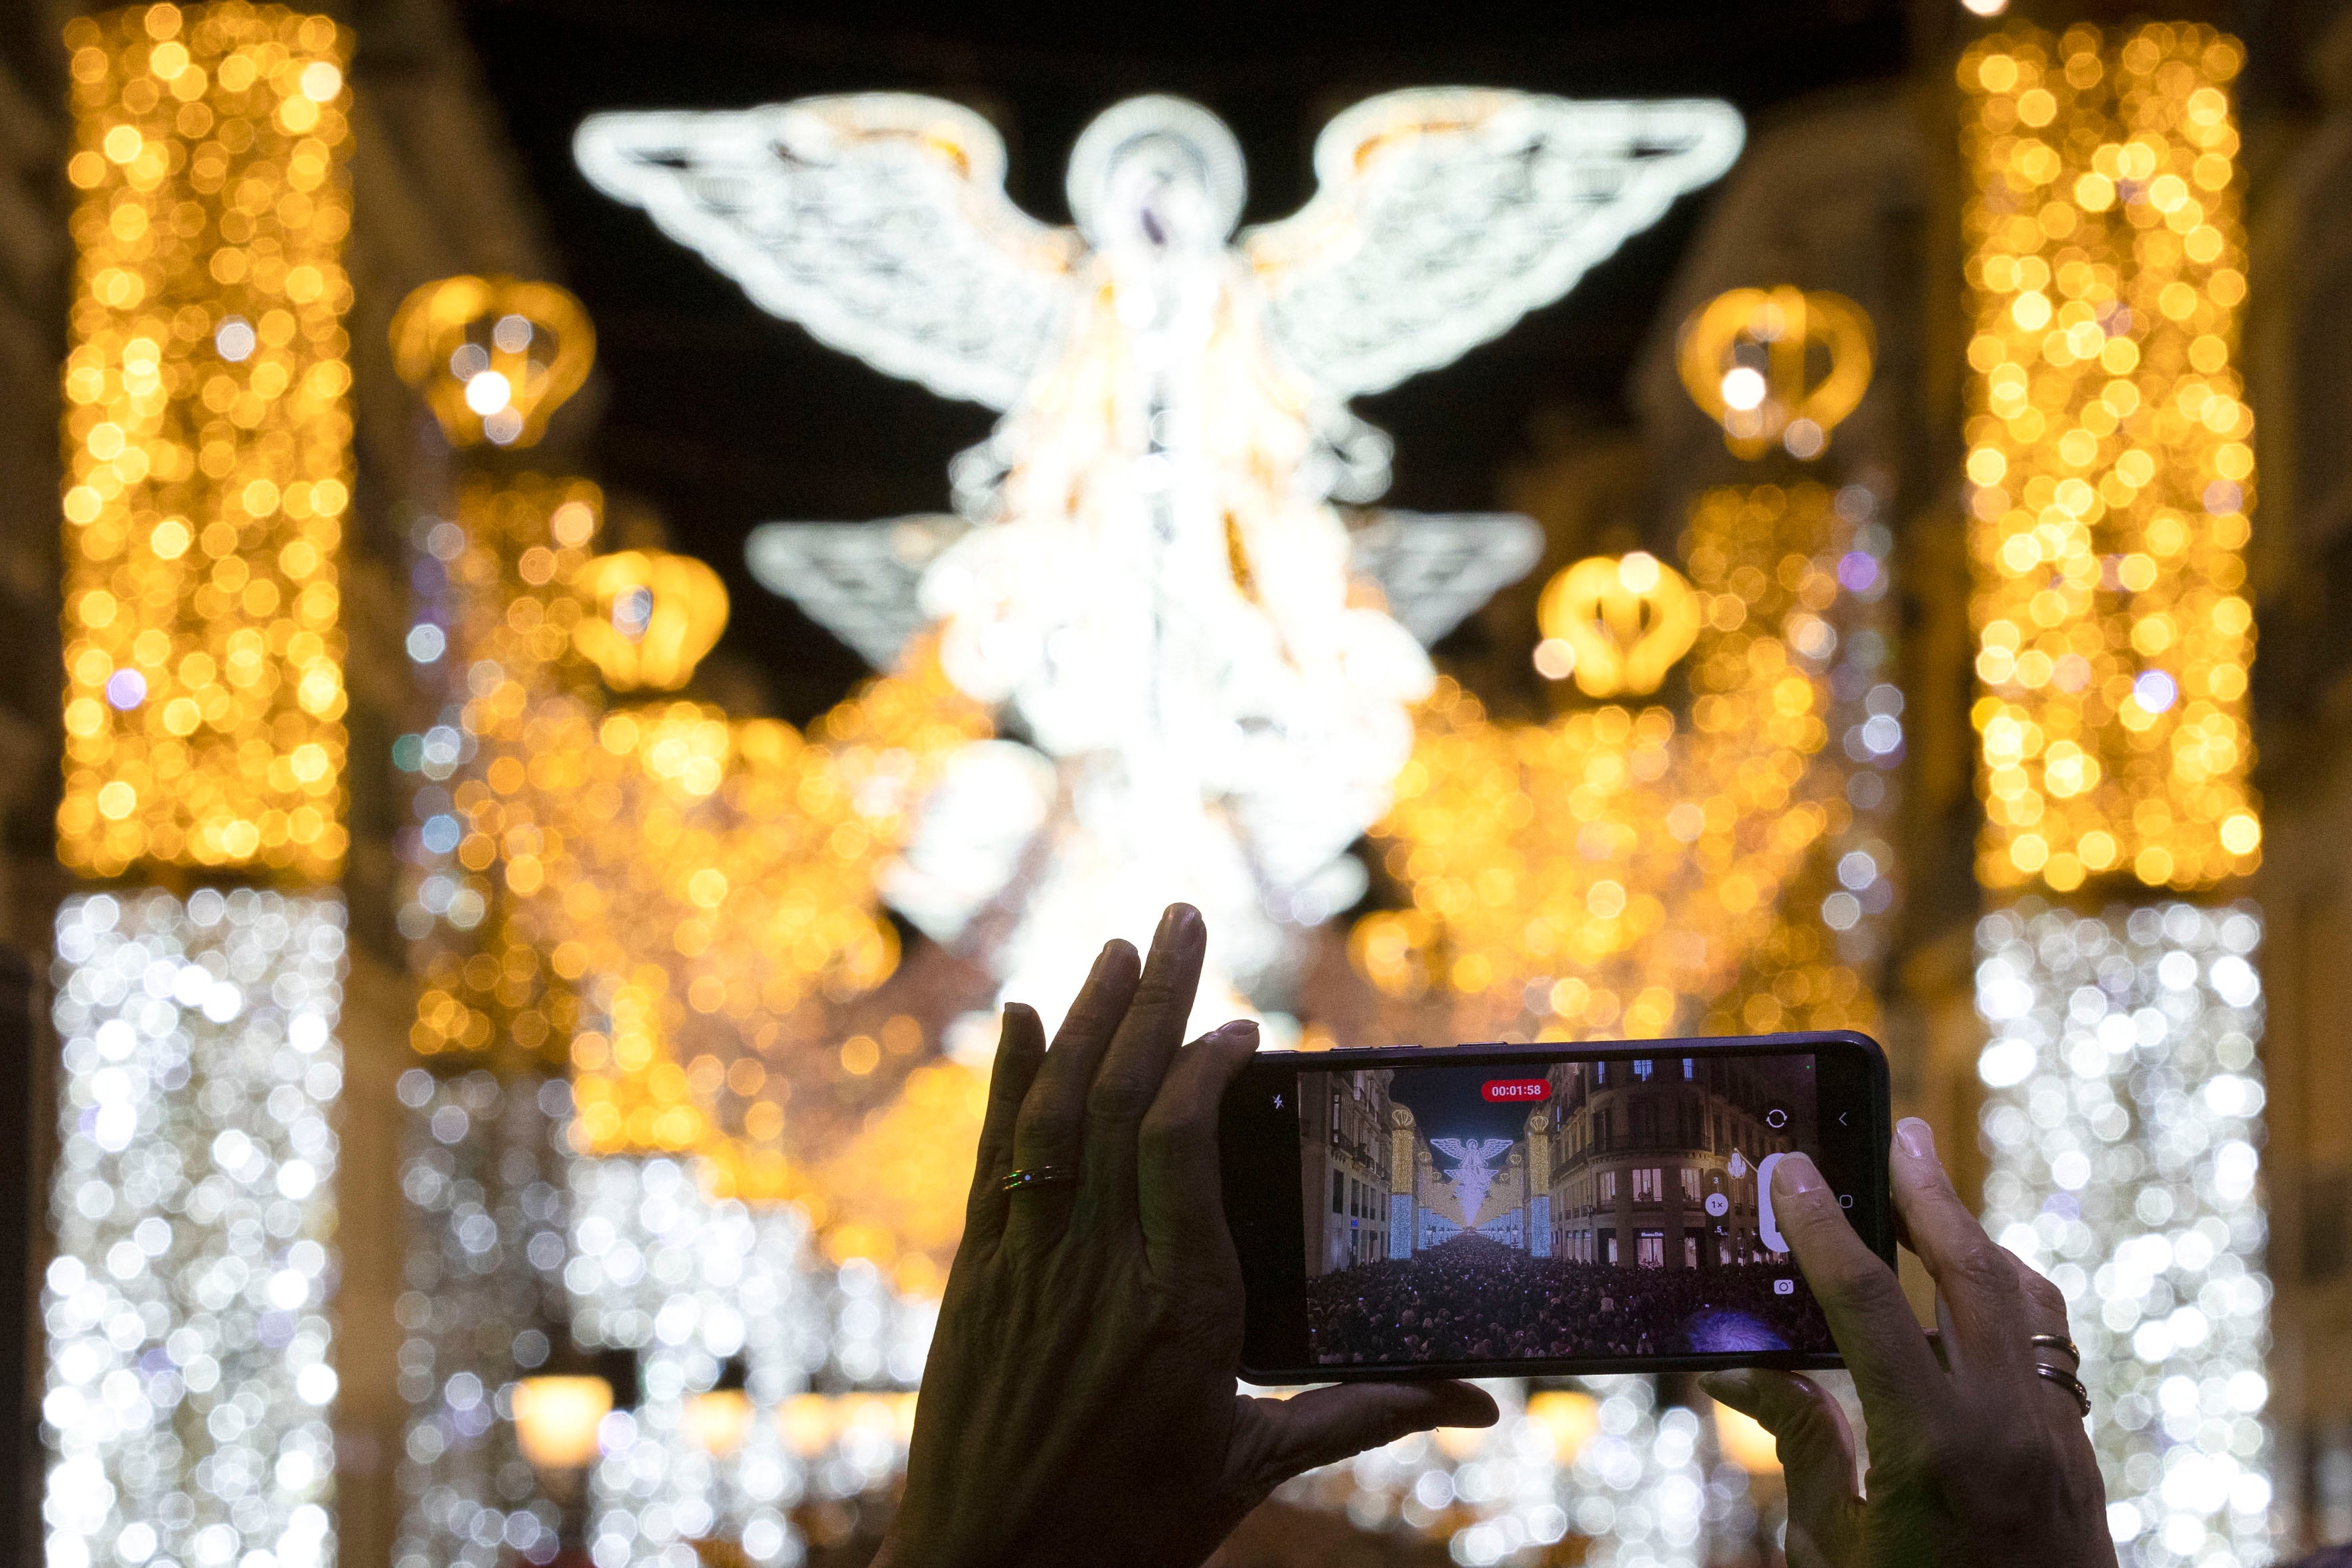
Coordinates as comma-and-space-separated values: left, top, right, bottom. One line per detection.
1224, 1034, 1889, 1378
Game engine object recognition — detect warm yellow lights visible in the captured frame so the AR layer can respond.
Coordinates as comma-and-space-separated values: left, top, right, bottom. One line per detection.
389, 274, 594, 448
1960, 24, 2258, 893
682, 1388, 754, 1459
512, 1375, 613, 1471
1678, 286, 1874, 459
58, 3, 353, 879
1712, 1401, 1782, 1474
1356, 485, 1861, 1038
1525, 1390, 1601, 1467
573, 550, 731, 690
1532, 551, 1701, 696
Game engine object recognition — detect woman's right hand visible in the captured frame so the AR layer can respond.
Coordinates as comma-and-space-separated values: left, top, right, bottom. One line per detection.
1701, 1119, 2116, 1568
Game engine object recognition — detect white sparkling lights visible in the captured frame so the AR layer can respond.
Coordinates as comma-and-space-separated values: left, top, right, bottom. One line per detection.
1975, 900, 2272, 1565
43, 890, 346, 1568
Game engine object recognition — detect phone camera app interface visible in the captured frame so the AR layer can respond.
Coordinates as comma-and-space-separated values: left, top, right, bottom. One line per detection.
1296, 1052, 1835, 1365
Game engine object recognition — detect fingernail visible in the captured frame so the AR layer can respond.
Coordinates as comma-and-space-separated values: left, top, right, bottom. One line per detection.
1159, 903, 1203, 940
1213, 1019, 1259, 1046
1774, 1152, 1825, 1197
1699, 1370, 1752, 1402
1896, 1117, 1936, 1161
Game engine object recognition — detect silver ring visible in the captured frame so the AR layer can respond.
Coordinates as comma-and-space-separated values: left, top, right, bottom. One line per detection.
998, 1165, 1079, 1194
2035, 1362, 2090, 1417
2029, 1332, 2080, 1366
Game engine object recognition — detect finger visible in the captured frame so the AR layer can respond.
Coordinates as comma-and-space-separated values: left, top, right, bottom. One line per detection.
957, 1004, 1047, 1259
1771, 1152, 1944, 1423
1138, 1020, 1259, 1283
2003, 1249, 2097, 1433
1239, 1380, 1497, 1486
1080, 904, 1208, 1218
1004, 940, 1141, 1253
1889, 1117, 2031, 1387
1701, 1371, 1861, 1568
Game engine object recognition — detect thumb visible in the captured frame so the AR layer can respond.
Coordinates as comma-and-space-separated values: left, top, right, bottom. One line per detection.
1701, 1370, 1863, 1568
1236, 1380, 1498, 1488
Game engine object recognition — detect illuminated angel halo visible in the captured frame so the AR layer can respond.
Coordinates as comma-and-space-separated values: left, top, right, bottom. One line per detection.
579, 90, 1742, 1039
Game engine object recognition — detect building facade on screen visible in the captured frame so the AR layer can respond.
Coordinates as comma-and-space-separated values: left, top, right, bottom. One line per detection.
1299, 1059, 1798, 1277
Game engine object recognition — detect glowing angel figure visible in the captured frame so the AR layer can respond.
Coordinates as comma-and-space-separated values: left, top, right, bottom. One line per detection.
576, 91, 1741, 1034
1428, 1137, 1518, 1228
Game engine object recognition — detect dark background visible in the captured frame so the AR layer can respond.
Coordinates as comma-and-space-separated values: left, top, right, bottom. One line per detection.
451, 0, 1913, 724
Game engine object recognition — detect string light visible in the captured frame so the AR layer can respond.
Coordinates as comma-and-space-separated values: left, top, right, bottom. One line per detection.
1354, 484, 1870, 1040
389, 1071, 575, 1568
1960, 23, 2258, 896
1975, 901, 2270, 1564
57, 2, 353, 880
42, 890, 346, 1568
1964, 27, 2272, 1567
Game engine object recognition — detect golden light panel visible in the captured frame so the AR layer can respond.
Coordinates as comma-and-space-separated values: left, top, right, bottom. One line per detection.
1356, 485, 1865, 1040
58, 3, 353, 880
1678, 286, 1873, 460
543, 645, 988, 1164
390, 274, 595, 449
1960, 23, 2259, 894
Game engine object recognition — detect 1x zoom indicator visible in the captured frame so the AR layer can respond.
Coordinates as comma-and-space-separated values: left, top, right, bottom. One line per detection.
1481, 1078, 1551, 1103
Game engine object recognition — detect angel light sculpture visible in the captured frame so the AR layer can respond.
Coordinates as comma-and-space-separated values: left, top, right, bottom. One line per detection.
576, 90, 1741, 1036
1429, 1137, 1518, 1228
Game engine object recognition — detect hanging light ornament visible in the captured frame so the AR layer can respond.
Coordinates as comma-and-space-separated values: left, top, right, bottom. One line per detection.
390, 274, 597, 449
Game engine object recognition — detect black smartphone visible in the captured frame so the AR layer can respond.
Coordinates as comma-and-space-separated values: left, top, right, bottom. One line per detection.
1220, 1031, 1892, 1381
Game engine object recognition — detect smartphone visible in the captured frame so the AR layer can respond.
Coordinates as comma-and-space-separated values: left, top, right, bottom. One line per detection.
1220, 1031, 1892, 1381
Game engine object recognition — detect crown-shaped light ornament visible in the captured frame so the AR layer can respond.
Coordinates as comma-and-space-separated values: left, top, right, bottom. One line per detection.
1532, 550, 1703, 698
573, 549, 730, 690
391, 274, 595, 447
1677, 285, 1873, 459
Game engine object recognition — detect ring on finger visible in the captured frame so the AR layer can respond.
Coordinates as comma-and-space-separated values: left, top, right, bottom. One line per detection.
2034, 1362, 2091, 1418
2029, 1332, 2081, 1366
999, 1164, 1079, 1194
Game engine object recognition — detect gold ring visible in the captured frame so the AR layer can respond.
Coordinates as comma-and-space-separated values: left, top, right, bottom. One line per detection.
2034, 1362, 2090, 1417
998, 1165, 1079, 1194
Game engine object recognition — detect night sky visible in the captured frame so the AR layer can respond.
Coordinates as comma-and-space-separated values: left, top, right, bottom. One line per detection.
451, 0, 1911, 725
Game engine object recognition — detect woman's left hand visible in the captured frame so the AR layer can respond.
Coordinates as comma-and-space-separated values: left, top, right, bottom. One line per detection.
874, 903, 1496, 1568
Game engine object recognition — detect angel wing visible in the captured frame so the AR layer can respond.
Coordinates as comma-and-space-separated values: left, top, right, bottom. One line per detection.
744, 517, 968, 669
1245, 90, 1743, 398
747, 510, 1538, 669
1346, 510, 1543, 646
1427, 1138, 1471, 1160
574, 96, 1083, 408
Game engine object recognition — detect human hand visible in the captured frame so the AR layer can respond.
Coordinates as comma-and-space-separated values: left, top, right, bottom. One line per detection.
1701, 1118, 2114, 1568
874, 905, 1496, 1568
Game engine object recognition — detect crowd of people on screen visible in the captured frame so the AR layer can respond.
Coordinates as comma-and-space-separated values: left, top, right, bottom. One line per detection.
1304, 1234, 1834, 1363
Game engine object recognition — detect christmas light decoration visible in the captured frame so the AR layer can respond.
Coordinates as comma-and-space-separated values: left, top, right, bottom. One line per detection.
1532, 552, 1702, 698
390, 1070, 576, 1568
1975, 901, 2270, 1563
1963, 26, 2273, 1566
1676, 287, 1874, 461
582, 89, 1741, 1035
1353, 484, 1871, 1040
1960, 23, 2258, 896
390, 275, 595, 449
57, 1, 353, 880
48, 13, 354, 1568
564, 1158, 818, 1568
43, 890, 346, 1568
